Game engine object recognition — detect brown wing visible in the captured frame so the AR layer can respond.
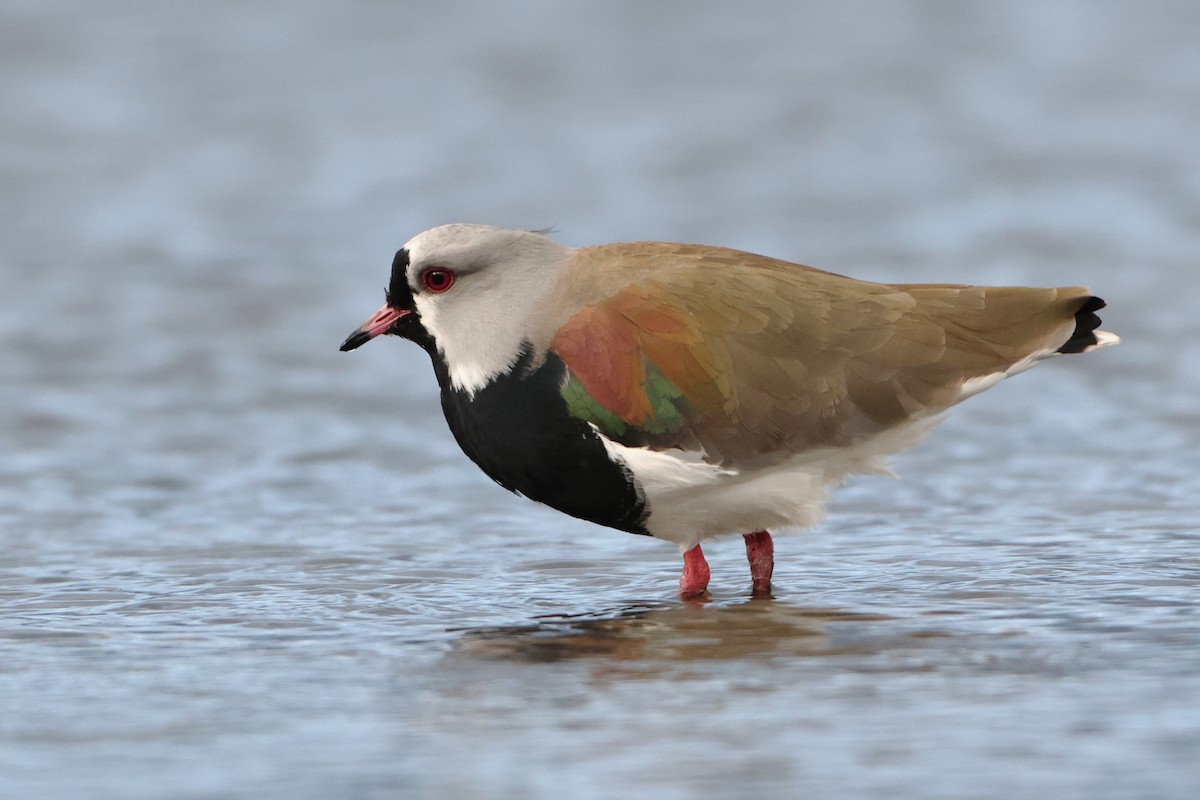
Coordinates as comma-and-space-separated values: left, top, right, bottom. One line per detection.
548, 242, 1099, 465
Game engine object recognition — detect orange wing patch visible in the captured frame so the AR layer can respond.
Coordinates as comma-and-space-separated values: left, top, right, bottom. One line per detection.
551, 287, 728, 427
552, 304, 651, 424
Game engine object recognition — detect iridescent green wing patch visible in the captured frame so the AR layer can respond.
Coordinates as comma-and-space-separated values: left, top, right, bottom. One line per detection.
561, 361, 688, 438
561, 370, 628, 437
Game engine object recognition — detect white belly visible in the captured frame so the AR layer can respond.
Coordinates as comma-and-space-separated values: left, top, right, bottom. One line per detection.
600, 418, 940, 549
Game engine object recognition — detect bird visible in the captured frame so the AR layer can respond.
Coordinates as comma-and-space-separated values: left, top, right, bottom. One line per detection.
340, 224, 1118, 599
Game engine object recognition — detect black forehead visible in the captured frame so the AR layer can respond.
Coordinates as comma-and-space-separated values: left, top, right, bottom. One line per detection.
385, 248, 414, 309
390, 248, 410, 283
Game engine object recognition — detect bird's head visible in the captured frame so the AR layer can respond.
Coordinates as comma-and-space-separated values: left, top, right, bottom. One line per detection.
340, 224, 571, 394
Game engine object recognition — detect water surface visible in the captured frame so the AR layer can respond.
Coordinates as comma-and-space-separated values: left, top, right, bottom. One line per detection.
2, 2, 1198, 798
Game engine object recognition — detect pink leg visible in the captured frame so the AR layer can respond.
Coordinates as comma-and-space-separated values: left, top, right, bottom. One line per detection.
679, 544, 711, 599
743, 530, 774, 597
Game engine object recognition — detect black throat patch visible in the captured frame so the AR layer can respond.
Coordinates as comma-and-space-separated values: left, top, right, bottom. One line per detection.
431, 348, 649, 536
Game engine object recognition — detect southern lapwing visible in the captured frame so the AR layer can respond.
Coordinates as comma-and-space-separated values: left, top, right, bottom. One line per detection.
341, 224, 1117, 599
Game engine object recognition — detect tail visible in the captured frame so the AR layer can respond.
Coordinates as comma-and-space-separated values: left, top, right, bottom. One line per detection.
1056, 296, 1120, 354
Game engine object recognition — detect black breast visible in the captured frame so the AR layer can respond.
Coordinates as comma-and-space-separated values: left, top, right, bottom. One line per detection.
432, 348, 649, 535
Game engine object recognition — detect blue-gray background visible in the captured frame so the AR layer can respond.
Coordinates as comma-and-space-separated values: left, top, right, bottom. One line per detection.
2, 2, 1197, 798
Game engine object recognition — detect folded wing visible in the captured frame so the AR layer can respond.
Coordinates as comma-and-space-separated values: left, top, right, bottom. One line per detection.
549, 243, 1111, 466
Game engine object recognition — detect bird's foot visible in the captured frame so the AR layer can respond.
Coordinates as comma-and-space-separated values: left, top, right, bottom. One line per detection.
744, 530, 774, 598
679, 544, 711, 600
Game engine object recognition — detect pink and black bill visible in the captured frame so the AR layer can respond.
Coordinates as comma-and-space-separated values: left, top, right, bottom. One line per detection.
340, 249, 422, 352
339, 305, 410, 351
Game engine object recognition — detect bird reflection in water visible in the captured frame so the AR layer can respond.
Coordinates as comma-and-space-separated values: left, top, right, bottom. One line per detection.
449, 601, 944, 665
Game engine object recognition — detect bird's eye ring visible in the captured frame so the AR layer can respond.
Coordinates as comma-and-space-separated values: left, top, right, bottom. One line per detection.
421, 268, 456, 293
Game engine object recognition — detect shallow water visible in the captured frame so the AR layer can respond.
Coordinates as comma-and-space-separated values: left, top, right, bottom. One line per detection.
2, 2, 1199, 798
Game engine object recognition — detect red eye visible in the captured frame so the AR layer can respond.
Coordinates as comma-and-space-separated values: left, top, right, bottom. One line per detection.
421, 268, 456, 293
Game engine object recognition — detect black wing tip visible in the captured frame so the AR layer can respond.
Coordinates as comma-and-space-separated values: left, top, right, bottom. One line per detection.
1057, 295, 1110, 355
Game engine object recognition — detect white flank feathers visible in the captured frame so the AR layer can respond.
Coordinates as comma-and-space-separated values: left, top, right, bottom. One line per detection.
601, 418, 941, 548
